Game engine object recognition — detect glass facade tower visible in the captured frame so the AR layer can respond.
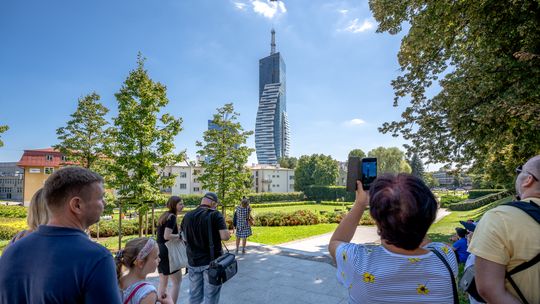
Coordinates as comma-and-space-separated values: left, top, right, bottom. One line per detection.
255, 29, 290, 165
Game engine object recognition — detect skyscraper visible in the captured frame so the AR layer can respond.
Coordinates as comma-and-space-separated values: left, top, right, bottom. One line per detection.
255, 29, 290, 165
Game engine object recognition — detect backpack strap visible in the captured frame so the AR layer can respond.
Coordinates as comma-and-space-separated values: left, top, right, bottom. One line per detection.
123, 282, 148, 304
431, 249, 459, 304
501, 200, 540, 304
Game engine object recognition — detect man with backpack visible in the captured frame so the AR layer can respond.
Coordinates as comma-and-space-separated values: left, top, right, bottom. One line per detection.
468, 155, 540, 304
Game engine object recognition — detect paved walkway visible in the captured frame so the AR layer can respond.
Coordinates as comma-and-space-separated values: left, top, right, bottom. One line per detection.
146, 208, 451, 303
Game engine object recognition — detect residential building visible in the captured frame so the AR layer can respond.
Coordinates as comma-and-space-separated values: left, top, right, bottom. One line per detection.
432, 171, 472, 188
250, 164, 294, 193
162, 159, 206, 196
336, 161, 347, 186
0, 162, 24, 202
17, 148, 66, 205
255, 29, 290, 165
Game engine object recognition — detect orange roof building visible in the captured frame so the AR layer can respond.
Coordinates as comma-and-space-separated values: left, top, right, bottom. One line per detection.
17, 148, 66, 205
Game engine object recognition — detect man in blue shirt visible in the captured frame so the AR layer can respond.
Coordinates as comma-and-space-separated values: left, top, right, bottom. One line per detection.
0, 167, 121, 303
452, 227, 470, 263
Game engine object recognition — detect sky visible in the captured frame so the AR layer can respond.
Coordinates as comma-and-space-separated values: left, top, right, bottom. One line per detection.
1, 0, 436, 168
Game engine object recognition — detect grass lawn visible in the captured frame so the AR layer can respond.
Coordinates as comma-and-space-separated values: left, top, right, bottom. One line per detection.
247, 223, 339, 245
427, 195, 513, 243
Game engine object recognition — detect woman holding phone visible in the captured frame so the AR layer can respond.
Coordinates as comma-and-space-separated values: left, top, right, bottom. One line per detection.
329, 174, 458, 304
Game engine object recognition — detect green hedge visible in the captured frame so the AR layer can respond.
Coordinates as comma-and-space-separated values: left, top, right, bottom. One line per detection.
304, 185, 355, 202
247, 192, 305, 203
0, 205, 27, 218
251, 201, 315, 208
439, 195, 466, 207
320, 201, 354, 206
255, 210, 322, 226
449, 190, 512, 211
468, 189, 506, 199
0, 225, 19, 240
88, 219, 140, 238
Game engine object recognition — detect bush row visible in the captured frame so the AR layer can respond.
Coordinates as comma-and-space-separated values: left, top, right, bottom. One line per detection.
438, 195, 466, 207
177, 192, 306, 206
251, 209, 375, 227
320, 201, 354, 206
304, 186, 355, 202
0, 218, 28, 240
250, 201, 315, 208
0, 205, 27, 218
88, 220, 140, 238
449, 190, 512, 211
468, 189, 506, 199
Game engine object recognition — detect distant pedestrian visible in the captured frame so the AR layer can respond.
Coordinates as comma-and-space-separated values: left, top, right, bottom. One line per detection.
329, 174, 458, 304
234, 197, 252, 254
452, 227, 470, 264
8, 188, 49, 245
116, 237, 173, 304
156, 196, 184, 303
181, 192, 230, 304
0, 166, 121, 303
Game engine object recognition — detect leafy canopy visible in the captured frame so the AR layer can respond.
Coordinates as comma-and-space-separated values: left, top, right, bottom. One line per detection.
294, 154, 339, 192
370, 0, 540, 185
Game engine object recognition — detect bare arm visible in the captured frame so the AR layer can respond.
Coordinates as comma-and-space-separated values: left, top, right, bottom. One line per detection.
140, 292, 158, 304
328, 181, 369, 263
475, 257, 521, 304
219, 229, 231, 241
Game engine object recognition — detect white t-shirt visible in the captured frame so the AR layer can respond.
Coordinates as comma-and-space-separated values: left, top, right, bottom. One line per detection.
336, 242, 458, 304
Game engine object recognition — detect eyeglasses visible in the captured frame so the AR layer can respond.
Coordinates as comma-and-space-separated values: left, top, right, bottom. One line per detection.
516, 165, 539, 182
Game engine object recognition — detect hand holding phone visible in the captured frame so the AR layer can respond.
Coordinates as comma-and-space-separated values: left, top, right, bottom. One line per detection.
346, 157, 377, 192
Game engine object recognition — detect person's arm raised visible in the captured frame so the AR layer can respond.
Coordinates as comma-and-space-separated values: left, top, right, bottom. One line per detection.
328, 180, 369, 263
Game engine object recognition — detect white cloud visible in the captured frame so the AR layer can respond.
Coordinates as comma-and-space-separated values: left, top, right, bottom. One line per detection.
234, 2, 247, 10
343, 118, 366, 127
344, 18, 374, 33
338, 9, 349, 15
251, 0, 287, 19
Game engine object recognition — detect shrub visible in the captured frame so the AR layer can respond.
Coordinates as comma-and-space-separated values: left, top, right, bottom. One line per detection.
0, 205, 27, 218
88, 219, 140, 238
250, 201, 315, 208
247, 192, 304, 203
0, 218, 27, 240
449, 191, 512, 211
304, 185, 355, 202
179, 194, 204, 206
255, 210, 321, 226
468, 189, 506, 199
320, 201, 354, 206
439, 195, 465, 207
320, 210, 375, 225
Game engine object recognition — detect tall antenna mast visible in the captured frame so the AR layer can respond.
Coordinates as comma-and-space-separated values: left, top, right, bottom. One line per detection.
270, 28, 276, 54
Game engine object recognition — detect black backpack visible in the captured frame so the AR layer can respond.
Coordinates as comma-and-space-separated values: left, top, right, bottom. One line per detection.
460, 201, 540, 303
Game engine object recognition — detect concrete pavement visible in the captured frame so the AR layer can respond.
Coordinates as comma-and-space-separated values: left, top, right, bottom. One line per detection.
146, 208, 451, 303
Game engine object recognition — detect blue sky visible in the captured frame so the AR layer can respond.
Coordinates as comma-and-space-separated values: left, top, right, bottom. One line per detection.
1, 0, 431, 168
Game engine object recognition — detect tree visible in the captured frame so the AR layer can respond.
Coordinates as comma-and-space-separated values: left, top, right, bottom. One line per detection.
54, 92, 111, 171
348, 148, 366, 159
424, 172, 439, 188
409, 153, 425, 180
108, 53, 184, 236
294, 154, 339, 192
196, 103, 254, 218
0, 124, 8, 148
279, 156, 298, 169
370, 0, 540, 186
367, 147, 408, 174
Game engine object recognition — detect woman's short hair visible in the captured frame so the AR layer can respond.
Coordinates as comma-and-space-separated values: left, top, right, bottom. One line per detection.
27, 188, 49, 231
369, 173, 438, 250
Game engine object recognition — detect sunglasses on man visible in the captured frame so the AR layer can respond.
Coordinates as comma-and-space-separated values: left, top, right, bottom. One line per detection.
516, 165, 539, 182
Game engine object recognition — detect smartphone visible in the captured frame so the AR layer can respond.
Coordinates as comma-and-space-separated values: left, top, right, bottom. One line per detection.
361, 158, 377, 190
346, 157, 377, 192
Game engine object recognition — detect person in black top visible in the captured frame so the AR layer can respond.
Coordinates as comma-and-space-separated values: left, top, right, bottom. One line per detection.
181, 192, 230, 304
156, 196, 184, 303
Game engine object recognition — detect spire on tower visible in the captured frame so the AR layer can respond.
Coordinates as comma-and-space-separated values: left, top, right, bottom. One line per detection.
270, 28, 276, 54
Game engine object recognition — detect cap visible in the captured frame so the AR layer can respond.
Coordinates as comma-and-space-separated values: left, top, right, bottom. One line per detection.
460, 220, 477, 232
204, 192, 219, 203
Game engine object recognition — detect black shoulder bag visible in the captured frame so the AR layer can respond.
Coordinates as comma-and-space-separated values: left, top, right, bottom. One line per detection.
431, 248, 459, 304
206, 210, 238, 286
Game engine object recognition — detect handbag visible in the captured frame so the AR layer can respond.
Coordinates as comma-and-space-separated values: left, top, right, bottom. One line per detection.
165, 238, 188, 272
206, 210, 238, 286
459, 264, 485, 302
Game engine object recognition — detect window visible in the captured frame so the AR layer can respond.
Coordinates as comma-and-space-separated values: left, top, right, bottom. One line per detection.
46, 155, 53, 161
180, 172, 187, 178
277, 175, 280, 178
193, 187, 200, 192
61, 155, 67, 161
180, 184, 187, 189
272, 175, 275, 178
45, 167, 54, 175
289, 176, 294, 180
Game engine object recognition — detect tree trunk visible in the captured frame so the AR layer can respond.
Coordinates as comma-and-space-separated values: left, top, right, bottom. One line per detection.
151, 202, 155, 237
138, 210, 143, 237
145, 209, 148, 237
97, 222, 100, 240
118, 201, 122, 251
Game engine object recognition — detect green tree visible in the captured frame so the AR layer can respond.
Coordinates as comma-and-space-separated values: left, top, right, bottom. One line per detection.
424, 172, 440, 188
279, 156, 298, 169
0, 124, 8, 148
367, 147, 407, 174
400, 159, 412, 174
409, 153, 425, 180
108, 53, 184, 236
54, 92, 111, 171
196, 103, 254, 218
370, 0, 540, 185
294, 154, 339, 192
348, 148, 366, 159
